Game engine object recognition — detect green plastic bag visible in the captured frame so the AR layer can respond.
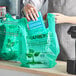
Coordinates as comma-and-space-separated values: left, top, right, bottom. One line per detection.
0, 14, 27, 60
20, 12, 60, 68
0, 12, 60, 68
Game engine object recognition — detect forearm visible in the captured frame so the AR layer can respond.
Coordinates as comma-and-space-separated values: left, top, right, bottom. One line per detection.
65, 16, 76, 24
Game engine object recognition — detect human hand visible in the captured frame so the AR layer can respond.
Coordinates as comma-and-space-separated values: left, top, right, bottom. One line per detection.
23, 3, 39, 21
52, 13, 69, 24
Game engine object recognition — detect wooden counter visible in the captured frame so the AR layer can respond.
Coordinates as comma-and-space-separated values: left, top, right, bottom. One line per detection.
0, 60, 75, 76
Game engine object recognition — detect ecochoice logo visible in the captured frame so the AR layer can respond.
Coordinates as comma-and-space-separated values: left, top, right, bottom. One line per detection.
27, 33, 48, 40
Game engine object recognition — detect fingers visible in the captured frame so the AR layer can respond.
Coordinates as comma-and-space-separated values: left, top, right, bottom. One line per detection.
30, 4, 39, 17
24, 4, 39, 21
55, 15, 60, 24
33, 7, 39, 17
30, 8, 38, 20
51, 13, 66, 24
25, 11, 30, 21
55, 17, 58, 24
28, 9, 35, 21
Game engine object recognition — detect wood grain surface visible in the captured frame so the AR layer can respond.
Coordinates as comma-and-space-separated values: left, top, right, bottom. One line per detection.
0, 60, 75, 76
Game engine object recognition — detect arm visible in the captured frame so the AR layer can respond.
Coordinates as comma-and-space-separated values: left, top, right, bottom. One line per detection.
22, 0, 44, 21
65, 16, 76, 24
52, 13, 76, 24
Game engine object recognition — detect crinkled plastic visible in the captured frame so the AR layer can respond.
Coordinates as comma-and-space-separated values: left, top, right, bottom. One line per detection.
0, 14, 27, 60
20, 12, 60, 68
0, 12, 60, 68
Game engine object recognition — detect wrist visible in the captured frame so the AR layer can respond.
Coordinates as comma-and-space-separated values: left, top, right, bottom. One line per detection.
64, 16, 72, 23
